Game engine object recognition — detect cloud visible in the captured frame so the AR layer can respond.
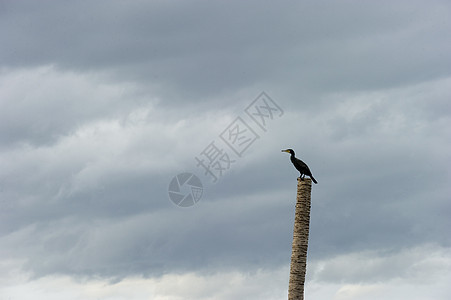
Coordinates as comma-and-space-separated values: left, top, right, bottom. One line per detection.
2, 190, 294, 279
0, 66, 155, 147
1, 0, 451, 299
1, 244, 450, 300
2, 0, 450, 100
308, 244, 451, 284
1, 68, 450, 281
306, 244, 451, 300
0, 266, 290, 300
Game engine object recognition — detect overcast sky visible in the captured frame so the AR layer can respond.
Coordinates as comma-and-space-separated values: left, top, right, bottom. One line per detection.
1, 1, 450, 299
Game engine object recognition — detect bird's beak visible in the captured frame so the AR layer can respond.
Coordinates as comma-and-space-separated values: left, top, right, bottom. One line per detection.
281, 149, 288, 153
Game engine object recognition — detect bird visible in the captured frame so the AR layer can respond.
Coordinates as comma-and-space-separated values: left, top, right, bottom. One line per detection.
281, 149, 318, 184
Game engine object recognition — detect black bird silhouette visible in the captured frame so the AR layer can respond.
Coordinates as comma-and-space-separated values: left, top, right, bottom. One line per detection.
281, 149, 318, 184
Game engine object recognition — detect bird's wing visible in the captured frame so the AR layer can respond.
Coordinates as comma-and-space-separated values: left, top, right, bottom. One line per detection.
294, 158, 309, 169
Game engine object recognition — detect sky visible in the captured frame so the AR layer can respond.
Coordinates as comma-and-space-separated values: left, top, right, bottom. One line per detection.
1, 0, 450, 299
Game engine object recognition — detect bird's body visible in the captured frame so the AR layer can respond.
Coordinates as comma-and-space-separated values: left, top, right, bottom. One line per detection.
282, 149, 318, 184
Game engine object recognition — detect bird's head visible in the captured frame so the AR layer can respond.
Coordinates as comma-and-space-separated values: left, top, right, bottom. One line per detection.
281, 149, 295, 156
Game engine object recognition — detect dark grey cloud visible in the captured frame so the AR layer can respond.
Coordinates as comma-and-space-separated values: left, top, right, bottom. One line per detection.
2, 0, 450, 101
0, 67, 160, 148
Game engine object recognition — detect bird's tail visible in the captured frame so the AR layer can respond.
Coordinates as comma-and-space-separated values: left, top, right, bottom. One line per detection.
311, 176, 318, 184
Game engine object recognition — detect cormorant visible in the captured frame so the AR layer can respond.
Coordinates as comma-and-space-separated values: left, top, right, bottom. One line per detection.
281, 149, 318, 184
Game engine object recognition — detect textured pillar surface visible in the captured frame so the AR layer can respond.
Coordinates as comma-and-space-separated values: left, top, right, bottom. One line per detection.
288, 178, 312, 300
